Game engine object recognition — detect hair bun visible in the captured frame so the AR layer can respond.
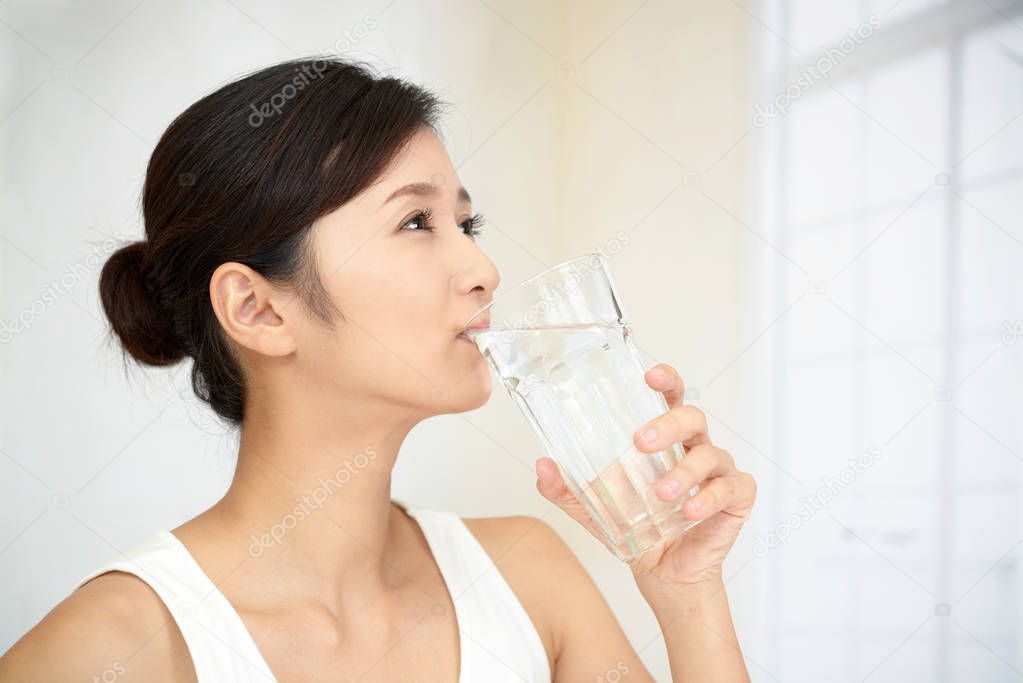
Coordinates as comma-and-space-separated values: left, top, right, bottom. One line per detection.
98, 240, 185, 366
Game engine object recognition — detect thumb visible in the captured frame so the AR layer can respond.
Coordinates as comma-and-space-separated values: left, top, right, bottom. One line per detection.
534, 456, 609, 548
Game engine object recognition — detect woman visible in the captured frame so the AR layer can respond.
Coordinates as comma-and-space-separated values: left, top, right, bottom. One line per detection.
0, 56, 756, 682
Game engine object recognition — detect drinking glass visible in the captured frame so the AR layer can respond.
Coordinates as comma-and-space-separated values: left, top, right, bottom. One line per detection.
463, 253, 701, 561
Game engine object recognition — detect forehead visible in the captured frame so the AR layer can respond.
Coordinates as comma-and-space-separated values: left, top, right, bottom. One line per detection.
370, 127, 461, 201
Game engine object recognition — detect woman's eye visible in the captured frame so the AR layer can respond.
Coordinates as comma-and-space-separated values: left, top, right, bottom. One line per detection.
401, 209, 433, 232
400, 208, 483, 238
462, 212, 485, 238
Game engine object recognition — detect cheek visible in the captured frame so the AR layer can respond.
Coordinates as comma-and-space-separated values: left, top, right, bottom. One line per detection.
319, 254, 459, 383
345, 278, 449, 367
381, 283, 445, 345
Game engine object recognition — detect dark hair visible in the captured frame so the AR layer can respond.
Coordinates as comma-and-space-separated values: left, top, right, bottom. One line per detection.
99, 56, 444, 427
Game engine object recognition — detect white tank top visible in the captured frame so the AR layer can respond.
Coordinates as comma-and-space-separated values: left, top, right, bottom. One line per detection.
74, 505, 552, 682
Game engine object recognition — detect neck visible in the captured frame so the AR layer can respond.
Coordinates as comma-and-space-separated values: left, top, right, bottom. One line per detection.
206, 392, 432, 608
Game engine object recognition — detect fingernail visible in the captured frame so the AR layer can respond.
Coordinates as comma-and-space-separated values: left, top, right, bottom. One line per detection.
658, 478, 681, 497
653, 369, 668, 382
640, 426, 658, 443
685, 497, 702, 517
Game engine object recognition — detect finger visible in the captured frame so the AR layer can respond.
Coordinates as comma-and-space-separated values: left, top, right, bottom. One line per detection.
679, 470, 757, 522
644, 363, 685, 409
653, 444, 735, 500
535, 456, 567, 501
634, 404, 712, 454
534, 457, 607, 542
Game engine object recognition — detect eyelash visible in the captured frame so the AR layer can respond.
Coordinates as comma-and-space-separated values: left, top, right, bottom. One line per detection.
400, 207, 485, 238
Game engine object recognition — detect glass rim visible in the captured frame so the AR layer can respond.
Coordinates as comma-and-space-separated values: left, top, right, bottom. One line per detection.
463, 251, 608, 328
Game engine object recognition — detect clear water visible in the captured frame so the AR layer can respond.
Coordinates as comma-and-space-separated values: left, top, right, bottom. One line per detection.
471, 323, 701, 559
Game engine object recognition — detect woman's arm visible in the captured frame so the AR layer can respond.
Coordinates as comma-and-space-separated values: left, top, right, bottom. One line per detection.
498, 515, 747, 682
638, 574, 749, 682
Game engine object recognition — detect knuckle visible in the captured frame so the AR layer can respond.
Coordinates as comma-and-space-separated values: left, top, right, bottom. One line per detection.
671, 461, 698, 487
687, 442, 716, 461
712, 478, 735, 506
744, 471, 758, 498
668, 405, 697, 433
728, 475, 741, 498
676, 405, 707, 433
693, 407, 708, 432
554, 489, 576, 507
705, 481, 724, 507
663, 409, 684, 433
718, 447, 735, 469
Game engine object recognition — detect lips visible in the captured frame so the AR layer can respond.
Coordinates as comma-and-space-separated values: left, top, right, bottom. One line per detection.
458, 317, 490, 340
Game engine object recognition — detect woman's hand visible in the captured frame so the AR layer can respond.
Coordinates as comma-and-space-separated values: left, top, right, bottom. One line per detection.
534, 362, 757, 601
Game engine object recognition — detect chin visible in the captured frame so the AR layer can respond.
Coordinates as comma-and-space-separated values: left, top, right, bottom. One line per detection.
468, 372, 493, 409
444, 366, 493, 413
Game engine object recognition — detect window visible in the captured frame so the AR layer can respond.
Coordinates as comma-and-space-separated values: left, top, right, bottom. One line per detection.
744, 1, 1023, 679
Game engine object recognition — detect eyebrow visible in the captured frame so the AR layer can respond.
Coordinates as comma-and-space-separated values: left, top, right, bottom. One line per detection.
382, 182, 472, 207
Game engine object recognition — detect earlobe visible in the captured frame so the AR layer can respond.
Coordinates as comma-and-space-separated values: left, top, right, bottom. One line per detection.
209, 262, 296, 357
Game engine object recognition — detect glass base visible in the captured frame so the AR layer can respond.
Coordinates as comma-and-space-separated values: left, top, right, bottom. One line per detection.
607, 500, 704, 562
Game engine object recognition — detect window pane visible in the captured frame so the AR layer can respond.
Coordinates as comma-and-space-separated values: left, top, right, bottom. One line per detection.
863, 47, 948, 206
785, 88, 865, 227
956, 177, 1023, 336
959, 20, 1023, 183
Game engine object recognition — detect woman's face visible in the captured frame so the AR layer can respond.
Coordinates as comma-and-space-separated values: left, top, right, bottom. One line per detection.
298, 126, 500, 416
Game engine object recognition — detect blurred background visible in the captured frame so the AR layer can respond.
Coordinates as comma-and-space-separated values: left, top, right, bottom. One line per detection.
1, 0, 1020, 680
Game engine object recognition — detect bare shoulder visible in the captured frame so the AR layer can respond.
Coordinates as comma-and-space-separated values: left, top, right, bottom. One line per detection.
462, 514, 578, 568
460, 514, 595, 606
0, 571, 196, 683
461, 514, 655, 682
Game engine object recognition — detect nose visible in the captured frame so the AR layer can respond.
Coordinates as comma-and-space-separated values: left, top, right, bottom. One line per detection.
452, 244, 500, 302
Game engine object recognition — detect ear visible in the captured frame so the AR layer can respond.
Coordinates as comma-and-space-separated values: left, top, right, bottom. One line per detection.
209, 262, 297, 357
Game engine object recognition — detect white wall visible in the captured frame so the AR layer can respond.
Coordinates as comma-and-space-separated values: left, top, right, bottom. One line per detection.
0, 1, 752, 680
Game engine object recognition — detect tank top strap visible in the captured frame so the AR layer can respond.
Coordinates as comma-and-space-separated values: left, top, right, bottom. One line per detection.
403, 505, 552, 682
75, 530, 277, 682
